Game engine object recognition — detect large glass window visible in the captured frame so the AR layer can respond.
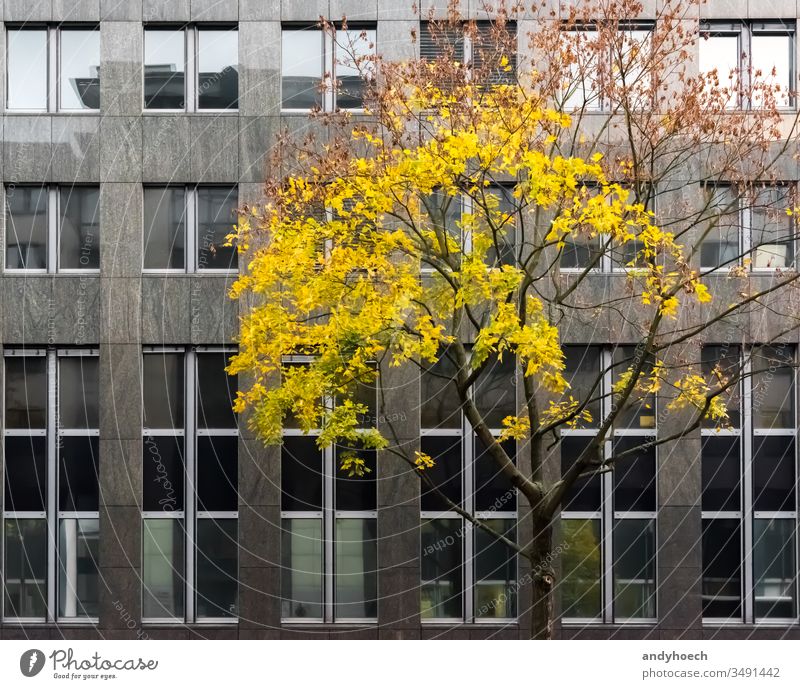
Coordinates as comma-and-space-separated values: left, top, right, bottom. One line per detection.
7, 26, 99, 111
142, 348, 239, 622
3, 350, 99, 622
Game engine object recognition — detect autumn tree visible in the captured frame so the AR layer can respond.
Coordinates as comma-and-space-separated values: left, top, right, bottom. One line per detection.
228, 0, 800, 639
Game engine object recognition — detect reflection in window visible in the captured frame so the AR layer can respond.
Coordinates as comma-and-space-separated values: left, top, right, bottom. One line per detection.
700, 185, 740, 269
197, 28, 239, 110
144, 28, 186, 109
196, 519, 238, 618
58, 518, 99, 618
750, 186, 794, 270
335, 28, 376, 109
474, 519, 517, 618
5, 186, 48, 270
197, 187, 238, 271
613, 519, 656, 619
281, 29, 324, 110
699, 32, 739, 108
421, 519, 463, 619
754, 519, 797, 620
143, 187, 187, 270
7, 29, 47, 109
282, 518, 323, 619
3, 519, 47, 619
142, 519, 185, 619
560, 519, 602, 619
60, 29, 101, 110
335, 519, 378, 619
59, 187, 100, 270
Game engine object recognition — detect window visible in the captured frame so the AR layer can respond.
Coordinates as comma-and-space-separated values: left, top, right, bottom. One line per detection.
699, 22, 795, 109
142, 347, 239, 622
281, 25, 376, 111
7, 26, 99, 111
3, 349, 99, 622
699, 184, 795, 272
5, 185, 100, 272
419, 351, 518, 621
280, 358, 378, 622
144, 26, 238, 111
559, 345, 657, 623
558, 184, 608, 271
143, 186, 238, 272
701, 345, 798, 623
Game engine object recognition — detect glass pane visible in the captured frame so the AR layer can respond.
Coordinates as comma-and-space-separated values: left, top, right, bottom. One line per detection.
560, 518, 602, 619
701, 435, 741, 512
474, 519, 517, 619
197, 28, 238, 109
143, 352, 184, 429
613, 518, 656, 620
751, 345, 795, 428
3, 519, 47, 619
143, 187, 187, 270
197, 186, 238, 271
754, 518, 797, 620
560, 435, 601, 512
7, 29, 47, 109
753, 436, 796, 512
144, 28, 185, 109
750, 186, 794, 269
699, 34, 739, 108
282, 518, 323, 619
58, 436, 99, 512
701, 344, 741, 427
143, 435, 185, 513
5, 186, 48, 270
335, 445, 376, 511
613, 438, 656, 512
281, 436, 323, 511
752, 34, 792, 108
474, 355, 516, 428
59, 356, 99, 428
612, 345, 656, 429
420, 519, 463, 619
197, 352, 237, 428
59, 187, 100, 269
560, 235, 603, 269
702, 519, 741, 620
481, 186, 516, 266
700, 186, 739, 268
335, 28, 375, 109
420, 436, 463, 512
420, 352, 461, 429
197, 436, 238, 512
563, 346, 602, 427
281, 29, 324, 109
60, 29, 100, 110
142, 519, 185, 618
4, 436, 47, 512
474, 436, 516, 511
562, 30, 601, 110
58, 518, 99, 618
196, 518, 238, 618
5, 356, 46, 428
335, 518, 377, 619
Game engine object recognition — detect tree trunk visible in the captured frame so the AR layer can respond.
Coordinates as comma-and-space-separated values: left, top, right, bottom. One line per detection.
529, 520, 555, 640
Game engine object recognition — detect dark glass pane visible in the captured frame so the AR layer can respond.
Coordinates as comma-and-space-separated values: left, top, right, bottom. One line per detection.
754, 519, 797, 620
142, 519, 185, 618
144, 29, 185, 109
281, 29, 324, 109
197, 352, 237, 428
58, 518, 99, 618
5, 186, 47, 270
481, 186, 516, 266
613, 519, 656, 619
143, 187, 186, 270
353, 377, 377, 427
58, 436, 99, 512
335, 518, 377, 619
281, 436, 323, 511
701, 345, 741, 427
197, 436, 238, 512
701, 435, 741, 512
420, 352, 462, 429
700, 185, 739, 269
281, 518, 323, 619
7, 29, 47, 109
474, 436, 516, 511
563, 346, 602, 427
197, 29, 239, 110
142, 435, 185, 512
613, 438, 656, 512
752, 436, 796, 512
474, 355, 516, 428
420, 436, 463, 512
59, 356, 99, 429
60, 29, 100, 110
335, 445, 376, 511
560, 237, 603, 269
561, 435, 602, 512
751, 345, 795, 429
5, 356, 46, 429
196, 518, 238, 618
143, 353, 184, 429
474, 519, 517, 618
420, 519, 463, 618
3, 519, 47, 619
701, 519, 741, 620
4, 436, 47, 512
334, 28, 375, 110
750, 186, 794, 269
612, 345, 657, 430
59, 187, 100, 269
197, 186, 238, 270
560, 518, 602, 619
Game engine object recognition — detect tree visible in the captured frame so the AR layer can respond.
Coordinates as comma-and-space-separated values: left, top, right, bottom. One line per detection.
228, 0, 800, 639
